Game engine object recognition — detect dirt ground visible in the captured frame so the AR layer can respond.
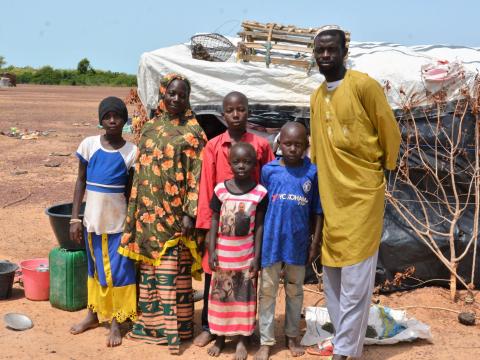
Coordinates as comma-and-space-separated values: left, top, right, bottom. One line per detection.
0, 85, 479, 359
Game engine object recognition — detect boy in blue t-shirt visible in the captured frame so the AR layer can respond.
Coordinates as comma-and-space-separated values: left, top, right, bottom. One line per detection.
254, 122, 323, 360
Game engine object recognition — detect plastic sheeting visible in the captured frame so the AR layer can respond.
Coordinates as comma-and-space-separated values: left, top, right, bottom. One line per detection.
137, 38, 480, 111
379, 103, 480, 289
301, 306, 432, 346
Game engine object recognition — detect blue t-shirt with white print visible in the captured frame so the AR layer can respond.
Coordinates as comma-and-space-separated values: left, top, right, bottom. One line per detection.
261, 157, 322, 267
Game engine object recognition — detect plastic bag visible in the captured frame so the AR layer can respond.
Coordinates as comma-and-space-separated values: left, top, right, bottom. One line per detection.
301, 305, 432, 346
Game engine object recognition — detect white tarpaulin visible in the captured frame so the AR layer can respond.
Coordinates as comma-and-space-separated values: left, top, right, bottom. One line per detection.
137, 38, 480, 111
301, 305, 433, 347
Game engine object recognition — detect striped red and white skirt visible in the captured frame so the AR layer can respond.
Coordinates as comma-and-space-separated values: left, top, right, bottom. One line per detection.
208, 267, 257, 336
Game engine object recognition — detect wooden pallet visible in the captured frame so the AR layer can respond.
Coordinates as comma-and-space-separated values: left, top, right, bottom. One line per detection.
237, 20, 350, 72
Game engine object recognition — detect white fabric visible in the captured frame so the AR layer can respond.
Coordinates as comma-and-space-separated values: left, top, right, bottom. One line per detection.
326, 79, 343, 91
322, 251, 378, 358
83, 191, 129, 234
76, 136, 137, 234
137, 38, 480, 111
301, 306, 433, 346
315, 25, 346, 39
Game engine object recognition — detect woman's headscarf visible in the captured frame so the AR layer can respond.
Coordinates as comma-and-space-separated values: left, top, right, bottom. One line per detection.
155, 73, 194, 121
133, 73, 194, 141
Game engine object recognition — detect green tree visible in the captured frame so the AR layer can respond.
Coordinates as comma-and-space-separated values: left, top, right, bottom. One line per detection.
34, 66, 61, 84
77, 58, 91, 74
0, 56, 6, 69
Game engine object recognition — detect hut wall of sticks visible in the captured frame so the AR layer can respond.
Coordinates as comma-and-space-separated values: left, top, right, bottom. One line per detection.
237, 20, 350, 72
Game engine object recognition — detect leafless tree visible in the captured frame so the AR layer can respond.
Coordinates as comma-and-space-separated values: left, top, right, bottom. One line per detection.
385, 77, 480, 301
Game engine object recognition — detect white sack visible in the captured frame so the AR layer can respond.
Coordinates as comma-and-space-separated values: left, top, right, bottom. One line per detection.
301, 305, 433, 346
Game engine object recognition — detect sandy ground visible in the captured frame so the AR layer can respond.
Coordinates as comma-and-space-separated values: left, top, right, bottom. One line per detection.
0, 85, 479, 359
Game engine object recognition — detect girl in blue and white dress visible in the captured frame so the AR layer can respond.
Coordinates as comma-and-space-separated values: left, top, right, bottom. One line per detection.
69, 96, 137, 347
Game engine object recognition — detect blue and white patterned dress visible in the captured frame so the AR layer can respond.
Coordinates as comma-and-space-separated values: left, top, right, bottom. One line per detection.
76, 135, 137, 323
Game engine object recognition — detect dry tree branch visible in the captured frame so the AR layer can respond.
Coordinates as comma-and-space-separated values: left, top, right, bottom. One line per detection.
387, 93, 479, 301
386, 106, 478, 299
470, 113, 480, 283
409, 110, 454, 214
386, 194, 449, 261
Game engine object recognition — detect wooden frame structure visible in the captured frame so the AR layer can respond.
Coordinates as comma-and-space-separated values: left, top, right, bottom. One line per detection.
237, 20, 350, 72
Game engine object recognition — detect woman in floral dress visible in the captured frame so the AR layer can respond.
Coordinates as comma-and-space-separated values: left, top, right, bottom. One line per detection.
119, 73, 207, 354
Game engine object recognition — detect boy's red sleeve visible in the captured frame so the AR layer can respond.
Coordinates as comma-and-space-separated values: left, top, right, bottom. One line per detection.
261, 140, 275, 165
195, 142, 215, 229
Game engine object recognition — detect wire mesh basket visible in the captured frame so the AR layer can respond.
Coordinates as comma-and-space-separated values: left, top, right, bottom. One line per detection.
190, 33, 235, 62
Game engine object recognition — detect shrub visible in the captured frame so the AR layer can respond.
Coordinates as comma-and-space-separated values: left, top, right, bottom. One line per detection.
4, 65, 136, 87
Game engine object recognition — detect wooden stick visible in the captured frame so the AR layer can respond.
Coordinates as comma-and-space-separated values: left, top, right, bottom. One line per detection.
240, 42, 313, 53
241, 21, 351, 42
267, 23, 274, 42
242, 21, 319, 35
2, 192, 32, 208
242, 30, 315, 42
238, 54, 311, 68
238, 31, 314, 45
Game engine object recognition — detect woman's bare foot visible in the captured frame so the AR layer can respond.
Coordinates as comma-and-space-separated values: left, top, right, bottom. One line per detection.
194, 330, 215, 347
286, 336, 305, 357
254, 345, 271, 360
106, 319, 122, 347
207, 336, 225, 357
235, 336, 248, 360
70, 310, 99, 335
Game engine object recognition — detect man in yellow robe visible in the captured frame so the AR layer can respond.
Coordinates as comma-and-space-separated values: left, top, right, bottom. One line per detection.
309, 26, 401, 359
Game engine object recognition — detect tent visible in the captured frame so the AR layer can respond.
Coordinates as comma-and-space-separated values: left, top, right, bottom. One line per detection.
136, 38, 480, 291
137, 38, 480, 112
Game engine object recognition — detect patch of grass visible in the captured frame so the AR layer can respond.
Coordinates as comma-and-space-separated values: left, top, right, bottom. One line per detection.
2, 65, 136, 87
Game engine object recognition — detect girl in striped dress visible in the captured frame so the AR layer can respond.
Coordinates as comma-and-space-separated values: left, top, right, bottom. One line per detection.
207, 142, 267, 360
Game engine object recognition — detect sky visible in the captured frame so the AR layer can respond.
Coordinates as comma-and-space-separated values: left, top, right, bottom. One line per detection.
1, 0, 479, 74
